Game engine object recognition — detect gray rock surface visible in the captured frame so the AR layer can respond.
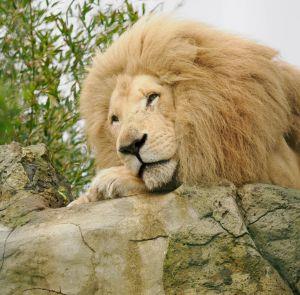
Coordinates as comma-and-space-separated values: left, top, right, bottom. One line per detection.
0, 142, 72, 227
0, 143, 299, 294
238, 184, 300, 293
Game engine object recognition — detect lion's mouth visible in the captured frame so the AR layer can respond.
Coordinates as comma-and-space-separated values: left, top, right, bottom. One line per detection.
138, 159, 170, 177
138, 159, 181, 193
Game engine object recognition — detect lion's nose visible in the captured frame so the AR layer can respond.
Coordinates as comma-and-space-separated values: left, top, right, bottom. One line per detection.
119, 134, 147, 156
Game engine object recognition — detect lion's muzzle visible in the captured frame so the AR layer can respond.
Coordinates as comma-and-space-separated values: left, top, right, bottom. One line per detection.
116, 111, 178, 192
118, 133, 147, 163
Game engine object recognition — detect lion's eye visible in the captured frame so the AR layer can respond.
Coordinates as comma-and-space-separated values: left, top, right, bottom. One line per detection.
146, 92, 160, 106
111, 115, 119, 124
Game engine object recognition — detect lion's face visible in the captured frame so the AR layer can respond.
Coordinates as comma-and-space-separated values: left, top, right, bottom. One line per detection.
107, 74, 179, 192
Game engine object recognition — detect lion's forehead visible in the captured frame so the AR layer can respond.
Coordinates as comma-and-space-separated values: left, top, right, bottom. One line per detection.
109, 74, 166, 114
113, 75, 161, 99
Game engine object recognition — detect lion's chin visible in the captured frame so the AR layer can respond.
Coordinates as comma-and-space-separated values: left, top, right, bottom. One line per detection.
141, 159, 180, 193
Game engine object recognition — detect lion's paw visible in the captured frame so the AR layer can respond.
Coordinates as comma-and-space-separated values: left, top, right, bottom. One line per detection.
67, 166, 146, 207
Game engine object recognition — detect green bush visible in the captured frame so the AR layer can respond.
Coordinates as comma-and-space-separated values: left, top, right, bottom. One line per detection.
0, 0, 146, 195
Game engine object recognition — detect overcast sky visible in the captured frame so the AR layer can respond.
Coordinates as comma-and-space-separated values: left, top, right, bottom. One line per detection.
146, 0, 300, 67
59, 0, 300, 67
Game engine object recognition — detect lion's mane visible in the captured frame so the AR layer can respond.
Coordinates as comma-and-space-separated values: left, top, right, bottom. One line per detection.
80, 16, 300, 186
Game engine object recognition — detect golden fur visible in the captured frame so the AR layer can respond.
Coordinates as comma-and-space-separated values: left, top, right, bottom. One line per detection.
78, 15, 300, 201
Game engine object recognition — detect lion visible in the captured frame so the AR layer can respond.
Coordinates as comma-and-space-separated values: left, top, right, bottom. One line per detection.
68, 15, 300, 207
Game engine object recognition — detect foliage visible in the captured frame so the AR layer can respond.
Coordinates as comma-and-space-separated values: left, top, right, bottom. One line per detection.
0, 0, 146, 195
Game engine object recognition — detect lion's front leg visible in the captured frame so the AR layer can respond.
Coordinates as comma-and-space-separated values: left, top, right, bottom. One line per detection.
67, 166, 146, 207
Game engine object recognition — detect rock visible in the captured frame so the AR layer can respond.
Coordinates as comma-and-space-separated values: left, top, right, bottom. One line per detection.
0, 143, 299, 294
238, 184, 300, 293
0, 142, 72, 227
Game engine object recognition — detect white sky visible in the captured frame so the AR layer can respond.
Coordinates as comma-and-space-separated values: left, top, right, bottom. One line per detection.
146, 0, 300, 67
59, 0, 300, 67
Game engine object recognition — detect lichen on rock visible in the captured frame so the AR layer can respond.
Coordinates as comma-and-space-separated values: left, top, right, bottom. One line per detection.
0, 142, 72, 227
238, 184, 300, 293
